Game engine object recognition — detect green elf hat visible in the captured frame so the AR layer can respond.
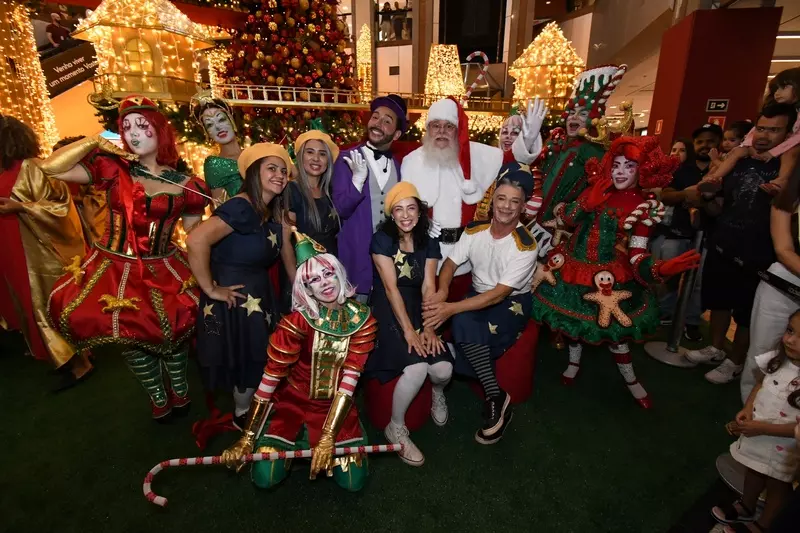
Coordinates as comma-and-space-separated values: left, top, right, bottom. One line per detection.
292, 226, 327, 266
562, 64, 628, 124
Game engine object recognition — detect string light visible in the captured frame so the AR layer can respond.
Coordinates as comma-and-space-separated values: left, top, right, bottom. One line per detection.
508, 21, 584, 112
72, 0, 215, 101
356, 24, 372, 99
0, 2, 60, 154
205, 48, 232, 97
424, 44, 464, 105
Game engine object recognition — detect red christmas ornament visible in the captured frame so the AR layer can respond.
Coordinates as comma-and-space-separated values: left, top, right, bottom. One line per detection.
247, 14, 255, 23
306, 55, 315, 65
288, 77, 296, 86
304, 75, 313, 84
263, 15, 271, 22
270, 64, 278, 72
289, 68, 295, 75
271, 34, 279, 42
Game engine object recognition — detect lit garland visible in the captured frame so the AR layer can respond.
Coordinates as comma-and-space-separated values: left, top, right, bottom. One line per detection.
424, 44, 464, 105
508, 22, 584, 113
0, 2, 60, 154
205, 47, 232, 97
356, 24, 372, 98
73, 0, 215, 100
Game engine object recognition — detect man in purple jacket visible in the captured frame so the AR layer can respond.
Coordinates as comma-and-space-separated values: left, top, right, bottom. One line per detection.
331, 94, 408, 301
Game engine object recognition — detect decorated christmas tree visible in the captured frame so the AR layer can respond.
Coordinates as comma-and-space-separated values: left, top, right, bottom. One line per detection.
219, 0, 359, 144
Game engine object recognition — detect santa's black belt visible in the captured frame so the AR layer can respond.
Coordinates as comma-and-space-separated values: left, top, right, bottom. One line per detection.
440, 227, 464, 244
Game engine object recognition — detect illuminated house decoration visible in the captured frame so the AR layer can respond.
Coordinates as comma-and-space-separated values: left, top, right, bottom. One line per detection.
72, 0, 216, 103
509, 21, 585, 112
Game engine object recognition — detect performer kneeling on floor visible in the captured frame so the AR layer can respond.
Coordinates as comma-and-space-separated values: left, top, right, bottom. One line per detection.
366, 181, 452, 467
222, 230, 377, 491
423, 162, 538, 444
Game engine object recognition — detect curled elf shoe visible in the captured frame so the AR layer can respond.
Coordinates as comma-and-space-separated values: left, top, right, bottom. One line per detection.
712, 500, 758, 525
384, 421, 424, 467
431, 388, 449, 426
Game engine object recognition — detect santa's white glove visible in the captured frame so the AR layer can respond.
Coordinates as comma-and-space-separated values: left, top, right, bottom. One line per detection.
459, 179, 478, 196
343, 150, 369, 192
428, 219, 442, 239
522, 97, 548, 145
529, 222, 554, 259
524, 195, 543, 220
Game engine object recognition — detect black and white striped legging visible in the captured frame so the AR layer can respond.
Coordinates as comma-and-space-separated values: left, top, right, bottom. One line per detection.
459, 342, 500, 397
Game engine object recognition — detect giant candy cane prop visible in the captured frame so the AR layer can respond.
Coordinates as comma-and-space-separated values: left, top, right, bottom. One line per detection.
143, 444, 403, 507
461, 51, 490, 105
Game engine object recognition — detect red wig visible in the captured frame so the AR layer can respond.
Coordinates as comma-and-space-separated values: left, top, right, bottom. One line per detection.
588, 136, 679, 190
117, 108, 180, 168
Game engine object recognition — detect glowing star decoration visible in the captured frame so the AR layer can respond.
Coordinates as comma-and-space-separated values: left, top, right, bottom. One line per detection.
424, 44, 465, 106
241, 294, 264, 316
356, 24, 372, 98
71, 0, 216, 104
0, 2, 60, 154
509, 21, 585, 113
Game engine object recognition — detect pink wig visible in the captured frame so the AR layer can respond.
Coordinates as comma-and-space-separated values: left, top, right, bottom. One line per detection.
291, 253, 356, 319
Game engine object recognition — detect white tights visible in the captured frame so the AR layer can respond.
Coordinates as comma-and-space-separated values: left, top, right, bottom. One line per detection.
563, 343, 648, 400
391, 361, 453, 427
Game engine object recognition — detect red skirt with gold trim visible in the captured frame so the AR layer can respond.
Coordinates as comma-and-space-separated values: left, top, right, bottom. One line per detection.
48, 245, 200, 354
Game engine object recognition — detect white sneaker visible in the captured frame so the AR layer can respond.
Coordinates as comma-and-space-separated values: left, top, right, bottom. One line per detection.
685, 345, 726, 365
384, 421, 425, 467
705, 359, 744, 384
431, 388, 448, 426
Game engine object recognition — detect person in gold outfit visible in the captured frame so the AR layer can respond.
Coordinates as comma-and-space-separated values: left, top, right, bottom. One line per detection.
0, 115, 92, 386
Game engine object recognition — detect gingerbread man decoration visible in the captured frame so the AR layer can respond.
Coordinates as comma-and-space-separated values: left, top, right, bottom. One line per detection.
582, 271, 632, 328
532, 252, 565, 292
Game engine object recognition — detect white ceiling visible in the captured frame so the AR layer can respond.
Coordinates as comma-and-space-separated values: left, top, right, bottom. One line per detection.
604, 0, 800, 130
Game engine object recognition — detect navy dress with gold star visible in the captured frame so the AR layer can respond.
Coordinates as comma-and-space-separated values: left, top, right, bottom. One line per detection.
197, 197, 282, 391
365, 230, 452, 383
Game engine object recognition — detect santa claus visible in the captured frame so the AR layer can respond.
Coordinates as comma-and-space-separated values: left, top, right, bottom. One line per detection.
401, 97, 546, 279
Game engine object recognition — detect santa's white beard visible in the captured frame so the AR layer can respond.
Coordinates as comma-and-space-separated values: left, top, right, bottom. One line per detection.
421, 133, 459, 168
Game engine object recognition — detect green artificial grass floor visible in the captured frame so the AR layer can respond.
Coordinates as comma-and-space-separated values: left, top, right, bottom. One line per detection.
0, 329, 739, 533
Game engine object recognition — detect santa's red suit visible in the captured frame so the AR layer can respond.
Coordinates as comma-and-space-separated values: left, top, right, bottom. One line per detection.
401, 97, 542, 277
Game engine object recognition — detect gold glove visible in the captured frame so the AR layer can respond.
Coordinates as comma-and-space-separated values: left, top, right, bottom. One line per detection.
220, 397, 269, 473
310, 392, 352, 480
38, 135, 136, 176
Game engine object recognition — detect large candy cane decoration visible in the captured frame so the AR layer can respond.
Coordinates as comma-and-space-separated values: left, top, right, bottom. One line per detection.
623, 199, 666, 230
143, 444, 403, 507
462, 51, 490, 105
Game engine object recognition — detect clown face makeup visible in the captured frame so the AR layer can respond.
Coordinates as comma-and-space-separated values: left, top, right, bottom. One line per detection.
201, 108, 236, 145
566, 106, 589, 138
499, 116, 523, 152
611, 155, 639, 190
305, 264, 342, 304
122, 112, 158, 157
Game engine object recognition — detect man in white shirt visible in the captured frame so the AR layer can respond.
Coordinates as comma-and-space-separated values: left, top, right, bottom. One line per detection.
423, 162, 538, 444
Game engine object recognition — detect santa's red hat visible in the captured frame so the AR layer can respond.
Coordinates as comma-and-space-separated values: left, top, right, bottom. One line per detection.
426, 97, 472, 181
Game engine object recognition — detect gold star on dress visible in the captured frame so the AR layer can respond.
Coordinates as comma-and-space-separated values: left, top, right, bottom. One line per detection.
241, 294, 263, 316
398, 261, 413, 279
509, 301, 523, 316
203, 303, 215, 317
267, 230, 279, 248
488, 323, 498, 334
393, 250, 406, 264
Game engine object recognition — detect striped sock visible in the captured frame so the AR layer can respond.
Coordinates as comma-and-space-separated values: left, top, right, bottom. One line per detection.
459, 343, 500, 397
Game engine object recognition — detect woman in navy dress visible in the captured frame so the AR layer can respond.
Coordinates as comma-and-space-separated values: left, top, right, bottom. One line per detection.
187, 143, 292, 428
366, 182, 452, 467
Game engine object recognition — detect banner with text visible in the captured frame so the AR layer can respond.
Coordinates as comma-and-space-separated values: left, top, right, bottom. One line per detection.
41, 42, 98, 98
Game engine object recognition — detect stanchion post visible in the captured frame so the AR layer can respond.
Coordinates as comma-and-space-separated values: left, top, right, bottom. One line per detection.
645, 229, 704, 367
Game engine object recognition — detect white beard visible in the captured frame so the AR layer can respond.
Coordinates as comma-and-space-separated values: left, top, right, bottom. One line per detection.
421, 133, 459, 168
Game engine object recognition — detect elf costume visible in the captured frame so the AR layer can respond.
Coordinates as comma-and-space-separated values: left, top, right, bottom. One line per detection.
530, 136, 699, 408
222, 230, 378, 491
534, 64, 628, 228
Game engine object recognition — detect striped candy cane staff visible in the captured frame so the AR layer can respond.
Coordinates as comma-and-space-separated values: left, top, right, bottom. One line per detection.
142, 444, 403, 507
461, 51, 490, 105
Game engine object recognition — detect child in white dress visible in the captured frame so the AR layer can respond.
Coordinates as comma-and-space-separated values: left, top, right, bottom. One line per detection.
711, 309, 800, 532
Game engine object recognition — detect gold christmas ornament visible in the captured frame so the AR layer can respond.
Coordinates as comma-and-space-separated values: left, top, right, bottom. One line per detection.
268, 22, 277, 31
276, 76, 285, 86
290, 57, 301, 69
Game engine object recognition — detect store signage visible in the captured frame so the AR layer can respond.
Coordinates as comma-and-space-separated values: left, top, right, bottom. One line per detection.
40, 42, 98, 97
654, 119, 663, 135
706, 99, 729, 113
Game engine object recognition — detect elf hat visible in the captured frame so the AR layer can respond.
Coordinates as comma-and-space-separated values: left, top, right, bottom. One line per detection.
292, 226, 327, 266
563, 64, 628, 124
